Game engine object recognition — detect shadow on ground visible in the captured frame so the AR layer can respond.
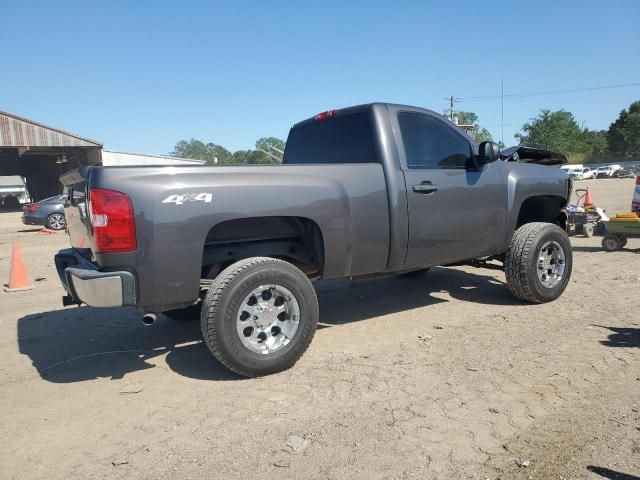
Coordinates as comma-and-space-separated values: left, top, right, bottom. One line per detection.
593, 325, 640, 348
317, 266, 521, 329
587, 465, 640, 480
18, 267, 519, 383
17, 307, 240, 383
572, 245, 640, 253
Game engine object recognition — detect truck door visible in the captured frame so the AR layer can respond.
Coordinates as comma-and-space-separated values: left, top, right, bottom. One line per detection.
392, 109, 507, 268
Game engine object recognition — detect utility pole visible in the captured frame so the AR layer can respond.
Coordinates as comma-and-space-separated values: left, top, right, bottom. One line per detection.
444, 96, 461, 122
501, 79, 504, 146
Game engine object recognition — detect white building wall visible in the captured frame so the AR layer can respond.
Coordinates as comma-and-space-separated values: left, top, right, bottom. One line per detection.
101, 150, 205, 166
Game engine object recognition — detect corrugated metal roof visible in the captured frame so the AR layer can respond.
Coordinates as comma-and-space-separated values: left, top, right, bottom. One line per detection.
0, 111, 102, 148
102, 150, 206, 166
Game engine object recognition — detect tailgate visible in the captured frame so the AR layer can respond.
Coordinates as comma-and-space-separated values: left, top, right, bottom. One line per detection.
60, 168, 93, 257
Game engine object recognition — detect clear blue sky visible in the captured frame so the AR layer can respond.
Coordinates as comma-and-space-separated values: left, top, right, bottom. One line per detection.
2, 0, 639, 154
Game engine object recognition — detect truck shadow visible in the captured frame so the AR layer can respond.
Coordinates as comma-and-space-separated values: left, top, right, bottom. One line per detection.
592, 325, 640, 348
317, 266, 522, 328
17, 307, 240, 383
17, 267, 521, 384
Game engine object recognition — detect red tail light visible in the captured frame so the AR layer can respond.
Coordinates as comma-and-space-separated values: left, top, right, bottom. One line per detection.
88, 188, 137, 253
636, 175, 640, 185
314, 109, 339, 121
24, 204, 40, 212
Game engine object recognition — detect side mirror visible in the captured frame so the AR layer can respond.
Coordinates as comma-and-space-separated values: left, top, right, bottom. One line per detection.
477, 141, 500, 165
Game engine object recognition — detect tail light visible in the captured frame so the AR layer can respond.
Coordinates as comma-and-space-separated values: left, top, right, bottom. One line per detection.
314, 109, 339, 121
24, 204, 40, 212
636, 175, 640, 185
88, 188, 137, 253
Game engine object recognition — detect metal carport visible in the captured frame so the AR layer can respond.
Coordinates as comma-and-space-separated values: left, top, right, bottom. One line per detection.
0, 111, 102, 202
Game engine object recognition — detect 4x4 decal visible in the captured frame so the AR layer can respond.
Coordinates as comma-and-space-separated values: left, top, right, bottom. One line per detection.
162, 193, 213, 205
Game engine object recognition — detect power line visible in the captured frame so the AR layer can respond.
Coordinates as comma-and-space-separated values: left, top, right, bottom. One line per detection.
459, 82, 640, 101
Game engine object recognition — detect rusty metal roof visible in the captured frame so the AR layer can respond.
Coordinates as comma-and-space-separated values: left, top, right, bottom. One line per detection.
0, 111, 102, 148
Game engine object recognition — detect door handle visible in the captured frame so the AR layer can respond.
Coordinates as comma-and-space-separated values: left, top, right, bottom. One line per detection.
412, 181, 438, 194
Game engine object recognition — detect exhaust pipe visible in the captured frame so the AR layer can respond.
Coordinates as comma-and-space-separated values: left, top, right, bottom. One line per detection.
141, 313, 157, 327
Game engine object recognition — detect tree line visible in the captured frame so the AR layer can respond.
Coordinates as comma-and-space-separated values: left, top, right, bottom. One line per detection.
171, 137, 285, 165
171, 100, 640, 165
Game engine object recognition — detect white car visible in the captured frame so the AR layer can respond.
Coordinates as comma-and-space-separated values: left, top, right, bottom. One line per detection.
596, 164, 622, 178
578, 167, 597, 180
561, 165, 596, 180
560, 164, 583, 177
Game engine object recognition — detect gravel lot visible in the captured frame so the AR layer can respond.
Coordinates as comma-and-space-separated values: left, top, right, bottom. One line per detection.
0, 178, 638, 480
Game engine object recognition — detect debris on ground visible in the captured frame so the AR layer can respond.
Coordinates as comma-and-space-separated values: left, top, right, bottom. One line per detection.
283, 435, 310, 454
418, 334, 433, 342
119, 383, 144, 395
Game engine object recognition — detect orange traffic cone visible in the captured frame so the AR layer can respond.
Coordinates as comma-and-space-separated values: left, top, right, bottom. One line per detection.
4, 242, 34, 292
584, 187, 595, 209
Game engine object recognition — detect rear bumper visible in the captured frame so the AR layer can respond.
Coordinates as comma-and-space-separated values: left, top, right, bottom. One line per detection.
54, 248, 136, 307
22, 215, 44, 226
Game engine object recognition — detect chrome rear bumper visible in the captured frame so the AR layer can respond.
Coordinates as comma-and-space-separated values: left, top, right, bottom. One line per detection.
55, 249, 136, 307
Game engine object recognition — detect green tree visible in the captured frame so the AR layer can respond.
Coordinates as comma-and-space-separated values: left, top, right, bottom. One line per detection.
474, 127, 494, 143
253, 137, 285, 163
582, 129, 608, 160
170, 139, 232, 165
171, 137, 285, 165
608, 100, 640, 159
450, 110, 496, 144
515, 109, 597, 161
454, 111, 478, 125
171, 138, 211, 160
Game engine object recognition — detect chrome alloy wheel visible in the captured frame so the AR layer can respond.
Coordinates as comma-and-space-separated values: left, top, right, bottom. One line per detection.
48, 213, 66, 230
236, 285, 300, 354
536, 240, 566, 288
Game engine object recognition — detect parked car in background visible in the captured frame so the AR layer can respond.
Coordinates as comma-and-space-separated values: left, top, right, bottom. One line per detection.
560, 164, 583, 177
22, 195, 66, 230
575, 167, 597, 180
596, 164, 622, 178
560, 165, 595, 180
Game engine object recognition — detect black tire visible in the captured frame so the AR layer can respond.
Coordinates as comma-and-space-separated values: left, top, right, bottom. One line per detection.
602, 235, 621, 252
504, 222, 572, 303
200, 257, 318, 377
46, 213, 66, 230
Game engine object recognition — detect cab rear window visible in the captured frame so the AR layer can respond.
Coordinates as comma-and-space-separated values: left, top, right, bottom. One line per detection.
283, 113, 376, 164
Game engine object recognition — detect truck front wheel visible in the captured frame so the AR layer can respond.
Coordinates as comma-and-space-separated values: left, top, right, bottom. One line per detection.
200, 257, 319, 377
504, 222, 572, 303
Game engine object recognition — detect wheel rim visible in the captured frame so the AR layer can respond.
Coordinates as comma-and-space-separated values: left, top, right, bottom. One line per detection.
236, 284, 300, 354
49, 214, 65, 229
603, 237, 619, 251
536, 240, 566, 288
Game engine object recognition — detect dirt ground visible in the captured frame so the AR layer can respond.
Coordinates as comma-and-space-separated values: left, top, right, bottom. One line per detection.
0, 178, 638, 480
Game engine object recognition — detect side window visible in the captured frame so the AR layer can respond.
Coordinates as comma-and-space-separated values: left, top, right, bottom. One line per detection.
398, 112, 472, 169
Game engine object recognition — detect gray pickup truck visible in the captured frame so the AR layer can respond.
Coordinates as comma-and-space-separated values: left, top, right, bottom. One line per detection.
56, 103, 573, 377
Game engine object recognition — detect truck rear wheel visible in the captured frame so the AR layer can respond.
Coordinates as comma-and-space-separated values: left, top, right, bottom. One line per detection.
200, 257, 319, 377
504, 222, 572, 303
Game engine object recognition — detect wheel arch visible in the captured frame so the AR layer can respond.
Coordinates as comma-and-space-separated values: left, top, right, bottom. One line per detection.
201, 216, 325, 280
515, 195, 567, 230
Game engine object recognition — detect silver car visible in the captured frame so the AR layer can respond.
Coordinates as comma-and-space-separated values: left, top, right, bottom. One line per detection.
22, 195, 66, 230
